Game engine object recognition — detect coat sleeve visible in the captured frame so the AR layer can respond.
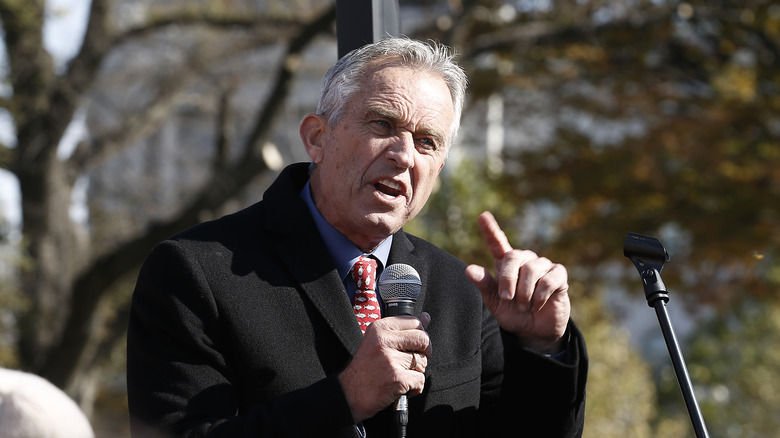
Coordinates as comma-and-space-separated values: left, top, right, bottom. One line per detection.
126, 240, 359, 438
479, 315, 588, 438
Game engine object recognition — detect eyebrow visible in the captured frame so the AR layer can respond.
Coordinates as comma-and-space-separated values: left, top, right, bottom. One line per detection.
365, 107, 400, 123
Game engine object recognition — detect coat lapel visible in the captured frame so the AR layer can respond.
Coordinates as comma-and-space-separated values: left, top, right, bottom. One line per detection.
278, 239, 364, 355
263, 164, 364, 357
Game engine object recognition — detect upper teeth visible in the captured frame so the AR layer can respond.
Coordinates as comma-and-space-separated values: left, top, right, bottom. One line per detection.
380, 180, 401, 191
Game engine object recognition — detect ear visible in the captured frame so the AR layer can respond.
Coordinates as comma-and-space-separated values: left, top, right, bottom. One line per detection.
299, 114, 328, 164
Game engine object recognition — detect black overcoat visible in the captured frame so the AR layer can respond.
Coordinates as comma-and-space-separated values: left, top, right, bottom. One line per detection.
127, 163, 587, 438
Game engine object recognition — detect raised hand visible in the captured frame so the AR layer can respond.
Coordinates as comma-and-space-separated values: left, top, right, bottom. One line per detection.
465, 212, 570, 355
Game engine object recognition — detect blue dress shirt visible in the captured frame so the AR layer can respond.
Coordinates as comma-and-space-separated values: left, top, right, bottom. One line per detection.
300, 182, 392, 306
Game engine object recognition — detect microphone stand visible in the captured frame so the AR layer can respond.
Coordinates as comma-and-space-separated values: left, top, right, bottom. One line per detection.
623, 233, 710, 438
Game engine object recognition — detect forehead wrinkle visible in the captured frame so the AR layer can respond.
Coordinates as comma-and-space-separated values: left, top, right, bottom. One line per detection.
357, 66, 452, 146
363, 89, 410, 120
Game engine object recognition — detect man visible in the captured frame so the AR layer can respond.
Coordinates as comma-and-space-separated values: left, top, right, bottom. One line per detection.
127, 38, 587, 438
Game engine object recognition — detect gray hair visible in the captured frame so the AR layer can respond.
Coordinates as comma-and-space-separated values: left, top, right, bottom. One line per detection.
316, 37, 468, 149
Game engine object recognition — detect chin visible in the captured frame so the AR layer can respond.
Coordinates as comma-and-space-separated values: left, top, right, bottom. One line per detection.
362, 213, 406, 236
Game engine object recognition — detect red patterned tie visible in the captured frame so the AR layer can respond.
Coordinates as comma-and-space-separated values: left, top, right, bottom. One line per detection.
351, 256, 381, 334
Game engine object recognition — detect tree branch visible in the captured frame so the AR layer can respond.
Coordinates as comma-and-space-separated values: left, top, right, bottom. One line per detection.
66, 9, 321, 178
241, 4, 336, 161
55, 0, 112, 105
40, 4, 337, 390
0, 0, 55, 168
113, 11, 310, 50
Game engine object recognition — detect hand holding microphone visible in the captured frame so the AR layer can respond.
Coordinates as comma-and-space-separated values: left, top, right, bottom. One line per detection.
337, 264, 430, 431
378, 264, 423, 438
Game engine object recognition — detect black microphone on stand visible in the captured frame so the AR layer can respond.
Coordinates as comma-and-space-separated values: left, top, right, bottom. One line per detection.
377, 264, 422, 438
624, 233, 710, 438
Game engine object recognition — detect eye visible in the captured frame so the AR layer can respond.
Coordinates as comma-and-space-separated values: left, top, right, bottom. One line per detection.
372, 119, 391, 130
416, 137, 438, 152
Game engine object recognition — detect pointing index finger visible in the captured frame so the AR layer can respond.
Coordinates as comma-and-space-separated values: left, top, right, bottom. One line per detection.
477, 211, 513, 259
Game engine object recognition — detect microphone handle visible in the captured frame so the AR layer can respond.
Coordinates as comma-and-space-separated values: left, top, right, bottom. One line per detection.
394, 395, 408, 438
383, 299, 415, 438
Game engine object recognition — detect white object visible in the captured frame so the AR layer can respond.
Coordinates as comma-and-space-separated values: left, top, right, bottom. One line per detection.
0, 368, 94, 438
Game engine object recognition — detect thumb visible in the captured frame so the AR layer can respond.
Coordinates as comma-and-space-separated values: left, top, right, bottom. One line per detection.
466, 264, 503, 313
465, 264, 495, 295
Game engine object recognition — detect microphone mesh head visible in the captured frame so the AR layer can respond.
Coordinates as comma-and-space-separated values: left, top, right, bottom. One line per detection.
378, 264, 421, 303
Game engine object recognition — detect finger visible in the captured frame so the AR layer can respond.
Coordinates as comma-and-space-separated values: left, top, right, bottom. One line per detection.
465, 264, 500, 308
465, 264, 494, 294
390, 350, 420, 374
409, 352, 419, 372
378, 314, 427, 331
515, 254, 553, 307
497, 249, 539, 301
411, 327, 432, 359
418, 311, 431, 331
402, 370, 427, 397
377, 316, 432, 358
529, 263, 569, 312
417, 312, 433, 359
477, 211, 513, 259
409, 351, 428, 372
388, 351, 427, 397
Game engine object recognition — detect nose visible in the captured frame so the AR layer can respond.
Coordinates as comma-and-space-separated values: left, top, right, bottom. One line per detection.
386, 133, 415, 169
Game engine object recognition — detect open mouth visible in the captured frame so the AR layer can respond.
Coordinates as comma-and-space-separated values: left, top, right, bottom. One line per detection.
374, 180, 403, 198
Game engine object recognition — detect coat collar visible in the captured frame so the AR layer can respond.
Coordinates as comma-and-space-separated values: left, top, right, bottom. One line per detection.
262, 163, 364, 354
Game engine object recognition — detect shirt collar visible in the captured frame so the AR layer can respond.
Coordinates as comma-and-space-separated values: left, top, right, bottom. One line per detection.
300, 181, 392, 280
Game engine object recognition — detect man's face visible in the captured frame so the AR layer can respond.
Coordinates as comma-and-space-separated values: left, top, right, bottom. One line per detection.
303, 63, 454, 251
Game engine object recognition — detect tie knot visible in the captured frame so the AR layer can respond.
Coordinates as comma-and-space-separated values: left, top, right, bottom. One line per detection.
351, 256, 377, 292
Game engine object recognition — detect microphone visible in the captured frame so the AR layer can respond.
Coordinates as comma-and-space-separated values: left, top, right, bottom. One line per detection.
377, 264, 421, 438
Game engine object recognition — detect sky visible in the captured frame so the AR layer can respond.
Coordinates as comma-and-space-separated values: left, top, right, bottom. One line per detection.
0, 0, 91, 228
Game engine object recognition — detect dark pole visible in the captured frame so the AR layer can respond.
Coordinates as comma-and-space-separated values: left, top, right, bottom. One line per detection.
336, 0, 400, 58
623, 233, 710, 438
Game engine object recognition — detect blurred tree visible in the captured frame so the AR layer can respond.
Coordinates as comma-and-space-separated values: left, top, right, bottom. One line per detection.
448, 0, 780, 310
576, 288, 657, 438
657, 292, 780, 438
409, 162, 661, 438
410, 1, 780, 436
1, 0, 779, 436
0, 0, 335, 402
